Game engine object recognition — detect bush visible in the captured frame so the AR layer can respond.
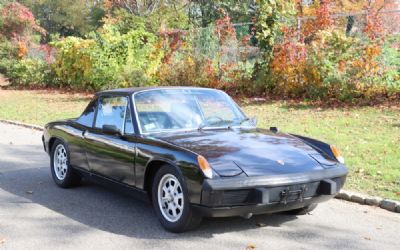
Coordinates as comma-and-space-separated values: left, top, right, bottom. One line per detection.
3, 58, 52, 86
0, 38, 18, 73
265, 27, 400, 101
381, 34, 400, 93
52, 25, 162, 90
157, 55, 219, 87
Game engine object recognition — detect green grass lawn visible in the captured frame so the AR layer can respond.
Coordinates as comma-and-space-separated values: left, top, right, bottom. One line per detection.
1, 89, 399, 200
0, 89, 90, 126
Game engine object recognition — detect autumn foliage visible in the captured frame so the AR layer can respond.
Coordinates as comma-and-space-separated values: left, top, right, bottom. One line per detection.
0, 2, 44, 40
0, 1, 399, 101
264, 0, 399, 100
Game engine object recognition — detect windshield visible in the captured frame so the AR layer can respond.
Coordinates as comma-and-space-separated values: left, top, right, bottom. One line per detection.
133, 88, 251, 134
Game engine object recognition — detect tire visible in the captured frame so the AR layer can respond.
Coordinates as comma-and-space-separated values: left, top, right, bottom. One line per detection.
287, 203, 318, 215
50, 139, 81, 188
152, 164, 202, 233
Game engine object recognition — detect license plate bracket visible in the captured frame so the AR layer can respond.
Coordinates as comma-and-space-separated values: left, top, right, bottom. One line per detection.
280, 185, 308, 205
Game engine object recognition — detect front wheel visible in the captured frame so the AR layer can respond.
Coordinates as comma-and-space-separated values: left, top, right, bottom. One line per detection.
50, 139, 81, 188
152, 165, 202, 232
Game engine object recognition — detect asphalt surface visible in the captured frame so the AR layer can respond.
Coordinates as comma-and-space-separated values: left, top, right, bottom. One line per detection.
0, 123, 399, 250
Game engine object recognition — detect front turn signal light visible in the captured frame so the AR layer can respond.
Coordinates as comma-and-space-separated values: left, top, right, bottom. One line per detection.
330, 145, 345, 164
197, 155, 213, 179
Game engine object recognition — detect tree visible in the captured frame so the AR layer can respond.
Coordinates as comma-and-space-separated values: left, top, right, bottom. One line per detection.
20, 0, 103, 39
102, 0, 189, 32
103, 0, 185, 16
188, 0, 257, 27
0, 2, 44, 40
255, 0, 296, 62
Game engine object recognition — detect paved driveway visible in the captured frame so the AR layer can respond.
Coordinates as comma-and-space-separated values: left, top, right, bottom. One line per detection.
0, 123, 399, 250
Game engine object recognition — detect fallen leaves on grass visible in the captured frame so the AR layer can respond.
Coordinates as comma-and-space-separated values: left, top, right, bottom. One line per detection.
356, 169, 365, 174
246, 244, 256, 250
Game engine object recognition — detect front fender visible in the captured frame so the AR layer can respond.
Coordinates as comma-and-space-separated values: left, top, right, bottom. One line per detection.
136, 138, 205, 204
290, 134, 338, 162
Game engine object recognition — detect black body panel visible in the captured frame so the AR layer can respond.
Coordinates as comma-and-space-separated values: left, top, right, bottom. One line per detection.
43, 87, 348, 218
83, 129, 136, 186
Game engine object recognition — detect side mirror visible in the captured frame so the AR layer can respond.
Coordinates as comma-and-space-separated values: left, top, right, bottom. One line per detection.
102, 124, 121, 136
269, 126, 279, 133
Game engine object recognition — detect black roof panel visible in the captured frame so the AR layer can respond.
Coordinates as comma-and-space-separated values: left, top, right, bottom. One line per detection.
96, 86, 210, 95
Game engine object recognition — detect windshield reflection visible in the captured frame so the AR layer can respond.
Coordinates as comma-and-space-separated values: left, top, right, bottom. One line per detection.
133, 88, 252, 134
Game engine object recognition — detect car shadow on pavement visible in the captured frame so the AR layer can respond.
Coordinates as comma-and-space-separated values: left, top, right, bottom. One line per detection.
0, 163, 299, 236
0, 165, 366, 249
0, 145, 363, 249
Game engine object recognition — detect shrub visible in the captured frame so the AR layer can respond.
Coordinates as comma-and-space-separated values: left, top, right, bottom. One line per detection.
267, 26, 399, 101
261, 0, 400, 101
52, 25, 162, 90
157, 55, 219, 87
4, 58, 52, 86
157, 10, 254, 93
381, 34, 400, 93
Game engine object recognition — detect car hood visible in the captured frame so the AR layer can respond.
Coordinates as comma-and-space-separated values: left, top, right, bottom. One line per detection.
153, 128, 337, 177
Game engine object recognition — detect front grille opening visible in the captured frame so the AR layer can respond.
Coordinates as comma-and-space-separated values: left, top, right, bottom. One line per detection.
222, 190, 251, 206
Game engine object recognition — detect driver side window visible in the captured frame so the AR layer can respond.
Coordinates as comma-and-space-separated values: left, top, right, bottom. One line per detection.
76, 98, 98, 127
95, 96, 128, 132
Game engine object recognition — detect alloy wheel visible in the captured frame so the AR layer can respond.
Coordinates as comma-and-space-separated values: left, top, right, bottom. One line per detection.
157, 174, 184, 222
53, 144, 68, 180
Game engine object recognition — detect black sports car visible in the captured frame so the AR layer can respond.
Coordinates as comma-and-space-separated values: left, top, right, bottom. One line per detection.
43, 87, 348, 232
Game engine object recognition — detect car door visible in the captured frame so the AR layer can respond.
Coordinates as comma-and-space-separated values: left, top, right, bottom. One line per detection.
68, 97, 98, 172
83, 95, 136, 186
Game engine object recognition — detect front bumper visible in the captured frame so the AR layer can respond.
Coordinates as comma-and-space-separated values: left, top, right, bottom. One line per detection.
194, 165, 348, 217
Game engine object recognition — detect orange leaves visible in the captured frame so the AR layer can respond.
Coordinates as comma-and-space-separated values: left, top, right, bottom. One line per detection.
364, 11, 384, 41
215, 8, 236, 46
269, 26, 308, 96
315, 0, 333, 30
297, 0, 333, 42
159, 29, 186, 64
354, 45, 383, 78
17, 42, 27, 58
338, 60, 346, 72
365, 45, 382, 59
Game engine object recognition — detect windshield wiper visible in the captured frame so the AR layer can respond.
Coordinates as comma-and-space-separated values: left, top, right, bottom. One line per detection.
198, 120, 230, 131
239, 117, 250, 125
199, 118, 250, 130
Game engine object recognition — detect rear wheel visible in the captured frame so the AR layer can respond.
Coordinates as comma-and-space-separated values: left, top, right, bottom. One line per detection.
287, 203, 318, 215
50, 139, 81, 188
152, 165, 202, 232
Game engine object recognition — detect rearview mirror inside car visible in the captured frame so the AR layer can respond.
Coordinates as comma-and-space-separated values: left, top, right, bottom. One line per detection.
102, 124, 121, 136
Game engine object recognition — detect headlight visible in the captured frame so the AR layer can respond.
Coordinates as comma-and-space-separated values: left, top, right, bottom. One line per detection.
197, 155, 213, 179
330, 145, 345, 164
